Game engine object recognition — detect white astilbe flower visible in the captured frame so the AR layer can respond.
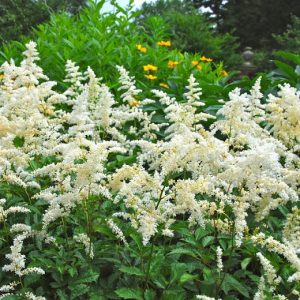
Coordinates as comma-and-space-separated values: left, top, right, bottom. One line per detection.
107, 166, 175, 245
254, 276, 265, 300
63, 60, 85, 98
67, 88, 94, 139
153, 89, 214, 138
210, 85, 275, 149
248, 77, 265, 123
197, 296, 221, 300
91, 83, 115, 130
2, 232, 28, 276
117, 65, 141, 104
283, 207, 300, 252
86, 66, 102, 103
0, 44, 299, 299
266, 83, 300, 150
74, 233, 94, 259
0, 199, 30, 223
0, 281, 18, 293
252, 233, 300, 283
256, 252, 281, 290
10, 224, 32, 234
216, 246, 223, 272
107, 218, 128, 246
24, 292, 46, 300
20, 41, 48, 85
184, 74, 203, 104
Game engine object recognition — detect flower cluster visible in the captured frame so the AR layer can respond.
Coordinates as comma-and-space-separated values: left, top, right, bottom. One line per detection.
0, 42, 299, 298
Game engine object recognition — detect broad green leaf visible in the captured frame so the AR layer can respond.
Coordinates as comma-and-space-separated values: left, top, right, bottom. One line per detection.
221, 274, 249, 297
275, 51, 300, 65
179, 273, 198, 284
241, 257, 252, 270
119, 266, 144, 276
171, 262, 188, 282
168, 247, 197, 257
115, 288, 143, 300
73, 271, 99, 284
274, 60, 298, 82
144, 289, 156, 300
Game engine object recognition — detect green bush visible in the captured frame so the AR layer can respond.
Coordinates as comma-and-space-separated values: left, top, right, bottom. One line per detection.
0, 41, 299, 300
0, 0, 229, 98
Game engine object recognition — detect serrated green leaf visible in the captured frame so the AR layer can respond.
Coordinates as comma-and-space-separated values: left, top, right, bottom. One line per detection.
202, 236, 214, 247
71, 284, 89, 299
221, 274, 249, 297
119, 266, 144, 276
168, 247, 197, 257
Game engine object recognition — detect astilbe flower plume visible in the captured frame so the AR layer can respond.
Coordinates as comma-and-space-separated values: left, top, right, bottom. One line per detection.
0, 41, 299, 299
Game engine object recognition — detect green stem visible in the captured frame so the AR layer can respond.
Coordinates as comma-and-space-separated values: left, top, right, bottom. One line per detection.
144, 242, 155, 291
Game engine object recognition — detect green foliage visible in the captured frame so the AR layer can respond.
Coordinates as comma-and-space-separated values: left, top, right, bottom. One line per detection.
274, 15, 300, 54
136, 0, 241, 68
270, 51, 300, 88
0, 2, 299, 300
193, 0, 300, 51
0, 1, 229, 95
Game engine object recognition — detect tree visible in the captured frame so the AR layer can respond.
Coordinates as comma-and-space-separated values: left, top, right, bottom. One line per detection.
274, 15, 300, 53
188, 0, 227, 27
0, 0, 85, 44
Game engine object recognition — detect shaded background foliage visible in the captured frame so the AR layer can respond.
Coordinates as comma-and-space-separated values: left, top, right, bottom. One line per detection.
0, 0, 85, 44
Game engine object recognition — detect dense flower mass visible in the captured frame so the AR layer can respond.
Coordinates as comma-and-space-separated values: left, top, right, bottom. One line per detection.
0, 42, 299, 299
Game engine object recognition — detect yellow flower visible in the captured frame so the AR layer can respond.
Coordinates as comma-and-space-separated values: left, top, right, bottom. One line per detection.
221, 70, 229, 77
167, 60, 179, 68
143, 64, 158, 71
197, 65, 203, 70
136, 44, 147, 53
191, 60, 199, 66
129, 99, 140, 107
200, 56, 213, 62
157, 40, 171, 47
159, 82, 169, 89
145, 74, 157, 80
0, 74, 4, 80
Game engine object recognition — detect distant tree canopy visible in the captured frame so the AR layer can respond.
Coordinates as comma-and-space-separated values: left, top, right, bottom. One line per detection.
186, 0, 300, 50
0, 0, 85, 44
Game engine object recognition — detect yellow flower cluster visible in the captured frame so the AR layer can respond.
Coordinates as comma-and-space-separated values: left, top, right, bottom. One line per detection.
200, 55, 213, 62
221, 70, 229, 77
159, 82, 169, 89
136, 44, 147, 53
168, 60, 179, 69
143, 64, 158, 71
143, 64, 158, 80
157, 40, 171, 47
145, 74, 157, 80
191, 61, 203, 70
